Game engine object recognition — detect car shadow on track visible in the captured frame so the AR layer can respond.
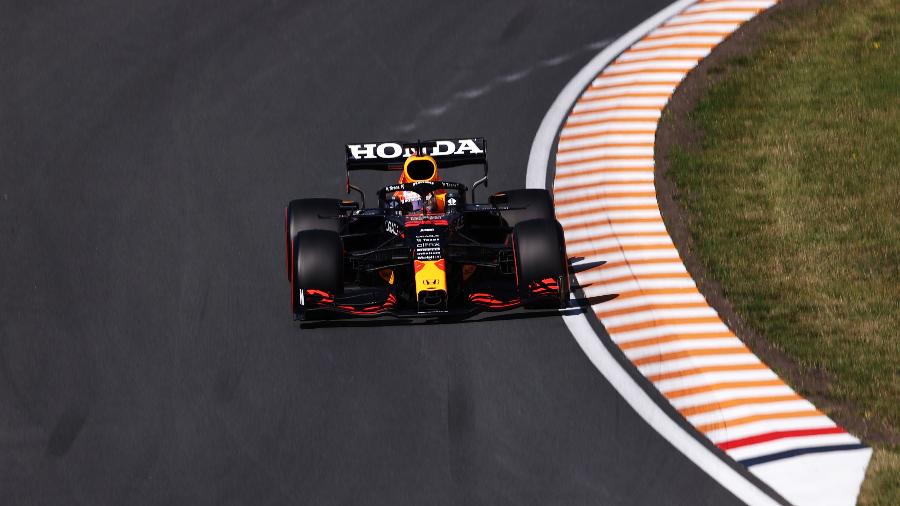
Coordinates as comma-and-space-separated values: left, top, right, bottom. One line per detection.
297, 293, 618, 330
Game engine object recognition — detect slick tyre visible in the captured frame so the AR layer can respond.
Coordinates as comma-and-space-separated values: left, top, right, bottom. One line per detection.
285, 198, 342, 279
292, 230, 344, 314
512, 218, 570, 309
496, 189, 555, 228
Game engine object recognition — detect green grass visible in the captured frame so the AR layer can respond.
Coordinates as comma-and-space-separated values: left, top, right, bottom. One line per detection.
665, 0, 900, 503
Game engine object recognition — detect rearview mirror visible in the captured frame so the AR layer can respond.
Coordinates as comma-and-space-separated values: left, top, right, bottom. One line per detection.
489, 192, 508, 206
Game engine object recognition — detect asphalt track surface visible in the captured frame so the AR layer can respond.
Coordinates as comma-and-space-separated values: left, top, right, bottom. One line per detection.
2, 1, 747, 504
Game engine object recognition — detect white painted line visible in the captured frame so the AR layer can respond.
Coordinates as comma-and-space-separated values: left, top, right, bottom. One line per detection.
556, 145, 655, 162
562, 221, 669, 240
622, 338, 744, 361
651, 22, 743, 37
554, 183, 656, 199
638, 353, 762, 378
667, 10, 760, 24
573, 95, 670, 110
553, 157, 656, 174
685, 1, 774, 14
617, 47, 713, 61
631, 35, 725, 49
581, 85, 676, 98
687, 399, 817, 426
610, 321, 734, 343
601, 306, 718, 328
638, 354, 766, 378
589, 262, 689, 279
556, 196, 660, 213
564, 108, 662, 126
591, 71, 688, 88
555, 173, 657, 191
595, 293, 709, 314
658, 369, 781, 394
560, 209, 661, 226
581, 276, 698, 295
667, 385, 799, 410
603, 59, 701, 74
557, 132, 657, 149
560, 120, 659, 136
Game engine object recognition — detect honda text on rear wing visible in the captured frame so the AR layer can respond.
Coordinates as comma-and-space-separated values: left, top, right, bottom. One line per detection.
344, 138, 488, 204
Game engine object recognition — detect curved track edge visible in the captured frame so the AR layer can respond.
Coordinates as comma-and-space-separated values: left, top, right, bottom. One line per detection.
527, 1, 872, 505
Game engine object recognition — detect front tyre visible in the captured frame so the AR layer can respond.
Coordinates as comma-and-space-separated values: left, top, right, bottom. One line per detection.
285, 198, 343, 280
292, 230, 344, 316
512, 218, 570, 309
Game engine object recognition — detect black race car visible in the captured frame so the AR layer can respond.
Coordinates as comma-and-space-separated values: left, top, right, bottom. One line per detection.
284, 137, 570, 320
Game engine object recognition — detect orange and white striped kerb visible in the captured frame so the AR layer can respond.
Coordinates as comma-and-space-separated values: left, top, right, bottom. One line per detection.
548, 1, 872, 505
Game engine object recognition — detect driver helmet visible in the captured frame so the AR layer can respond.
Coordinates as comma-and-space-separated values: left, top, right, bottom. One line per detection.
396, 154, 441, 213
400, 154, 440, 183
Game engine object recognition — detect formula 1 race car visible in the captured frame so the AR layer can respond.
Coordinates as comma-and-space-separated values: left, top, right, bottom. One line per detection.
284, 137, 570, 320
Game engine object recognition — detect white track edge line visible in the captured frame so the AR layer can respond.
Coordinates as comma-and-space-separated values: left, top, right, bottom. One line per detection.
526, 1, 782, 505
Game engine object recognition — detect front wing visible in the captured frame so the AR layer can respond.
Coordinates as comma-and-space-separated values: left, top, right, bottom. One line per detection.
297, 277, 562, 320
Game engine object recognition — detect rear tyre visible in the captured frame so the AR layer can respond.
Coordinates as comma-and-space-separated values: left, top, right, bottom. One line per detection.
292, 230, 344, 315
512, 218, 570, 309
285, 198, 343, 279
495, 189, 555, 228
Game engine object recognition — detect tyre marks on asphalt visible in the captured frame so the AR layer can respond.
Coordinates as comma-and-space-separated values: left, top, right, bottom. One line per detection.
549, 1, 871, 504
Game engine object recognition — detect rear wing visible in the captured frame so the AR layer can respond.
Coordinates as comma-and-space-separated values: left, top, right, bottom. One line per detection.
344, 138, 488, 205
